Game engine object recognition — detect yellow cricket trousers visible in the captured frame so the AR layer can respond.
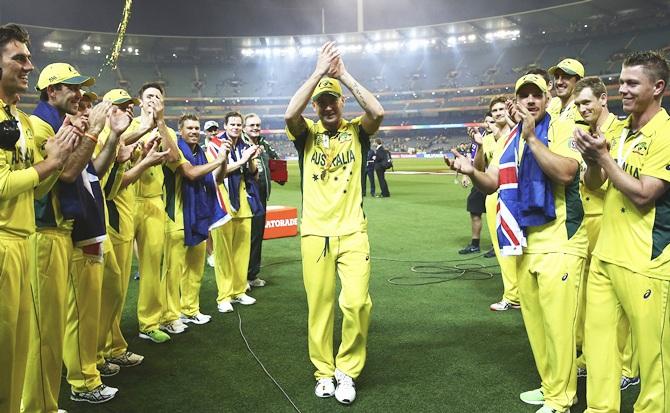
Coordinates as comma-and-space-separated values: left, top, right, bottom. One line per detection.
22, 230, 73, 413
134, 196, 165, 332
584, 257, 670, 413
301, 232, 372, 380
0, 235, 31, 413
485, 194, 519, 303
63, 249, 103, 393
518, 252, 584, 412
212, 218, 250, 303
97, 244, 123, 366
105, 237, 133, 358
576, 216, 637, 376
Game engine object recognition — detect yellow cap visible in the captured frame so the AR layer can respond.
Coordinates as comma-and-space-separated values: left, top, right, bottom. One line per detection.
311, 77, 343, 101
515, 74, 548, 94
103, 89, 140, 105
36, 63, 95, 91
548, 58, 585, 78
82, 90, 98, 102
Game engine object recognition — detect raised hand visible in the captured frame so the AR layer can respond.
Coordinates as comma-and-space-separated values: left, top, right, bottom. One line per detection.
446, 148, 475, 175
467, 126, 484, 146
516, 103, 536, 142
242, 144, 259, 162
139, 105, 156, 132
142, 135, 162, 157
109, 105, 133, 135
573, 127, 608, 166
116, 140, 138, 163
45, 125, 79, 167
88, 101, 113, 136
506, 98, 521, 123
315, 42, 341, 76
151, 96, 165, 122
328, 55, 346, 79
143, 140, 170, 166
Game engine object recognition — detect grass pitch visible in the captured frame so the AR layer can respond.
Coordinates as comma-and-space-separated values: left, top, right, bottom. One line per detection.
58, 158, 639, 412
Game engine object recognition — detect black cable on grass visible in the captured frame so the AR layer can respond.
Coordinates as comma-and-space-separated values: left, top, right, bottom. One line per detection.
237, 311, 302, 413
262, 253, 500, 287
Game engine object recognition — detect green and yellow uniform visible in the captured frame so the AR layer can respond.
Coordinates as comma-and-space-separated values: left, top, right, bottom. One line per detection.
162, 145, 207, 321
23, 112, 76, 413
286, 116, 373, 380
575, 114, 638, 378
482, 131, 519, 304
130, 119, 182, 333
206, 138, 253, 304
0, 103, 53, 413
102, 136, 137, 358
493, 117, 588, 412
585, 109, 670, 413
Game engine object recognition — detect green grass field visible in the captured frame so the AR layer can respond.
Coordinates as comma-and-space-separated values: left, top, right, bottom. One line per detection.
58, 158, 639, 412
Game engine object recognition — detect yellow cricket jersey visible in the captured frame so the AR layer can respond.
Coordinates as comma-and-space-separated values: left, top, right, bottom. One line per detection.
97, 127, 135, 243
164, 150, 190, 232
0, 103, 43, 237
547, 97, 582, 123
580, 113, 623, 216
94, 127, 130, 251
127, 118, 183, 199
205, 139, 253, 219
30, 115, 74, 231
593, 109, 670, 281
492, 117, 588, 257
482, 133, 497, 167
286, 116, 370, 237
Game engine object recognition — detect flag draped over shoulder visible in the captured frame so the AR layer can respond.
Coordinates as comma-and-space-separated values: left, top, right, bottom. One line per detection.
496, 114, 555, 256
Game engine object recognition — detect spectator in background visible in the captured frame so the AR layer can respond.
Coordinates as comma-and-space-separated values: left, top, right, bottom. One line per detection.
243, 113, 279, 288
362, 147, 376, 197
373, 138, 391, 197
203, 120, 219, 148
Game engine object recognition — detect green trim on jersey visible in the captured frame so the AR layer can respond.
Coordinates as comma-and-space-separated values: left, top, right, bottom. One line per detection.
564, 171, 584, 239
164, 165, 177, 222
652, 190, 670, 259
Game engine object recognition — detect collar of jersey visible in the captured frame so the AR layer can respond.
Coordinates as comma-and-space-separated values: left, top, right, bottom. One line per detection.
623, 108, 669, 139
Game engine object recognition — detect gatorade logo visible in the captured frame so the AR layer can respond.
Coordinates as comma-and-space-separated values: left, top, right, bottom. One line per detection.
265, 218, 298, 229
561, 273, 568, 281
643, 289, 652, 299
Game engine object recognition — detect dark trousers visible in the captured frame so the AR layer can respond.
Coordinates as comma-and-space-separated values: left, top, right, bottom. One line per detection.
375, 167, 390, 197
362, 168, 376, 196
248, 186, 268, 281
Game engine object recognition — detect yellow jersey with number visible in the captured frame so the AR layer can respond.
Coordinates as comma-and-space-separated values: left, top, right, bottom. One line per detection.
593, 109, 670, 281
286, 116, 371, 237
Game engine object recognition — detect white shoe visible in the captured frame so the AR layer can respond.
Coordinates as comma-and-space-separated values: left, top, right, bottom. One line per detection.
334, 369, 356, 405
217, 300, 234, 313
58, 410, 68, 413
314, 377, 335, 398
160, 320, 187, 334
490, 299, 521, 311
70, 384, 118, 404
180, 312, 212, 325
249, 278, 266, 287
207, 254, 215, 268
233, 293, 256, 305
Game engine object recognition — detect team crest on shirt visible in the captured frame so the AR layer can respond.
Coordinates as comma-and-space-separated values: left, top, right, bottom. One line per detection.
568, 138, 578, 151
632, 141, 648, 156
